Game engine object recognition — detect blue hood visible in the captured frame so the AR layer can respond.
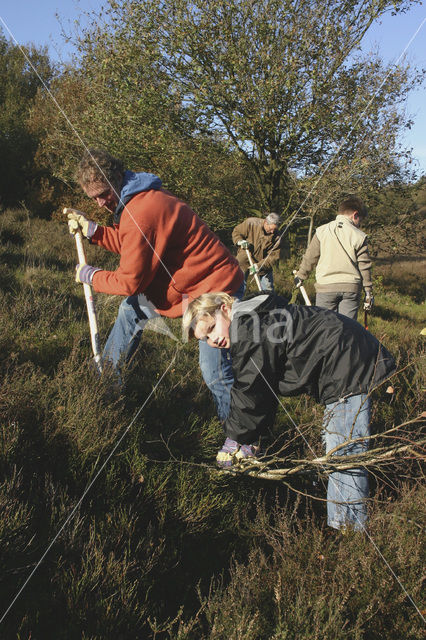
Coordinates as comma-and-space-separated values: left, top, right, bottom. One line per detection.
114, 170, 162, 223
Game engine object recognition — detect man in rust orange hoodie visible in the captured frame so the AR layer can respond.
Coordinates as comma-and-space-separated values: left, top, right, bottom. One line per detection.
68, 148, 244, 421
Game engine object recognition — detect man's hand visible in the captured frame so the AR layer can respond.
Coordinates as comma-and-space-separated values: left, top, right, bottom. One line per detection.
75, 264, 101, 284
67, 210, 98, 239
294, 275, 303, 288
216, 437, 260, 468
237, 239, 250, 250
364, 292, 374, 312
249, 263, 259, 275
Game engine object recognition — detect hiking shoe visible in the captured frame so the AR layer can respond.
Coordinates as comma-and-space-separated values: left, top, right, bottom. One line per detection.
216, 437, 259, 468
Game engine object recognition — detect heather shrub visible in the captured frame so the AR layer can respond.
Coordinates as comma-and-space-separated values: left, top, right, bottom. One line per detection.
0, 208, 423, 638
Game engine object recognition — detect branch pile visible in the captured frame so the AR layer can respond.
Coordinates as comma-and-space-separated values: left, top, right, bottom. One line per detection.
219, 414, 426, 482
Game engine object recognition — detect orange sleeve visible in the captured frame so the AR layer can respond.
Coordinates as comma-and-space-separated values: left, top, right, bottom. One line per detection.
91, 224, 121, 254
92, 205, 166, 296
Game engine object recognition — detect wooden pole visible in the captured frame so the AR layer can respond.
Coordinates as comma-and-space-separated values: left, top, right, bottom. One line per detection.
292, 271, 311, 305
245, 248, 262, 291
64, 207, 103, 373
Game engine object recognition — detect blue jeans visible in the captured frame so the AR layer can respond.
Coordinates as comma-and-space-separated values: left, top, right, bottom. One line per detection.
198, 341, 234, 421
323, 394, 371, 531
243, 269, 274, 293
103, 294, 160, 367
103, 282, 245, 421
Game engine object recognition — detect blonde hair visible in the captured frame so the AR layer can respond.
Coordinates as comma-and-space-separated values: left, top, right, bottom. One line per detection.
182, 292, 236, 340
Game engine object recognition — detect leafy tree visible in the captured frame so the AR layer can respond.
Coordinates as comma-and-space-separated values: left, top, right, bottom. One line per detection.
83, 0, 422, 214
0, 33, 55, 210
32, 0, 424, 231
31, 14, 257, 230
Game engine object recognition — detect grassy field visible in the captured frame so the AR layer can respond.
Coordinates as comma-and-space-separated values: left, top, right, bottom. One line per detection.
0, 207, 424, 639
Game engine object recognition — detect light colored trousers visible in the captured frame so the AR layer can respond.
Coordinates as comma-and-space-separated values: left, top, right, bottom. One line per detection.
315, 291, 360, 321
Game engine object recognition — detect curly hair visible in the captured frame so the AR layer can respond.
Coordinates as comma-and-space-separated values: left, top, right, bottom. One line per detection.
75, 148, 124, 191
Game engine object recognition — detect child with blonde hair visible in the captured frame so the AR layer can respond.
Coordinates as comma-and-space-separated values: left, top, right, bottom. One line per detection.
183, 292, 395, 532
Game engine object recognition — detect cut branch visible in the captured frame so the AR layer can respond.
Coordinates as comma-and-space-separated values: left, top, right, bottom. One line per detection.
218, 438, 425, 482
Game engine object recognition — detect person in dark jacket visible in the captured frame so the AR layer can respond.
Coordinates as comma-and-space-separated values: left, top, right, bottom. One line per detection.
183, 293, 396, 531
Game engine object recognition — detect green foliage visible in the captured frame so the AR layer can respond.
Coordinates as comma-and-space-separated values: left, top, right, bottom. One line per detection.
0, 208, 424, 638
0, 33, 56, 213
29, 0, 424, 231
74, 0, 422, 212
30, 33, 257, 230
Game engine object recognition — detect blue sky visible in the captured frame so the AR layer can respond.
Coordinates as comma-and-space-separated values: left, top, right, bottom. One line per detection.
1, 0, 425, 175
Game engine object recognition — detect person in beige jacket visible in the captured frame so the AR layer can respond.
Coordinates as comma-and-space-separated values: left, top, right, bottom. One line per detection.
232, 213, 281, 292
294, 196, 373, 320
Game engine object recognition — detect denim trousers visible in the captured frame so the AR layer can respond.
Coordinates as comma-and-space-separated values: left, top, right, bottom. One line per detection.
103, 282, 245, 422
323, 393, 371, 531
244, 269, 274, 293
315, 291, 360, 321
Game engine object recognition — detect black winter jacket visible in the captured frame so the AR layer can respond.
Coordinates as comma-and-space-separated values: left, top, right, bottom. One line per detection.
224, 294, 396, 444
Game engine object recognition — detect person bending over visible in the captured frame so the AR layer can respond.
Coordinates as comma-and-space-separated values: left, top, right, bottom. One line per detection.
232, 213, 281, 292
67, 148, 244, 421
183, 292, 395, 531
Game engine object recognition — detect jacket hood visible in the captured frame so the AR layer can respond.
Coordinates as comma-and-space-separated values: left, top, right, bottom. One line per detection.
231, 293, 288, 320
114, 170, 162, 223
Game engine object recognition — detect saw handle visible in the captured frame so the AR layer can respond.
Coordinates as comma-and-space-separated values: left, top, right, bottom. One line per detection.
292, 271, 311, 305
245, 248, 262, 291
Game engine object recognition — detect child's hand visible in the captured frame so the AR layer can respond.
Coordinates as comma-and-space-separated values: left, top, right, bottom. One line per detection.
216, 437, 260, 467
